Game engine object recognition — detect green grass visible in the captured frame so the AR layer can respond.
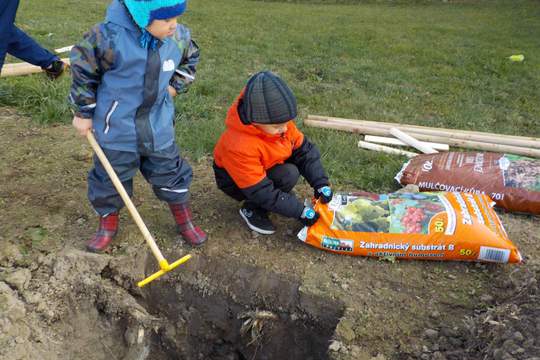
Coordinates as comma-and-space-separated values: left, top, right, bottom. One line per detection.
1, 0, 539, 192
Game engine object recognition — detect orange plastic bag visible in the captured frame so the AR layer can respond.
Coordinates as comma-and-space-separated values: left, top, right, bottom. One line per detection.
298, 191, 521, 263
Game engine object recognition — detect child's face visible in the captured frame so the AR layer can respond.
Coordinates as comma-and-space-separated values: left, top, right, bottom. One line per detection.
253, 122, 289, 136
147, 17, 178, 40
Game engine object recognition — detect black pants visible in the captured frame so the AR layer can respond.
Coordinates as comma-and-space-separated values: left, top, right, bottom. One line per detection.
213, 162, 300, 209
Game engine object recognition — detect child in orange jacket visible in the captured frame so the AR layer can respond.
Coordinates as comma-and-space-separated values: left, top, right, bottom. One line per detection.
213, 71, 333, 234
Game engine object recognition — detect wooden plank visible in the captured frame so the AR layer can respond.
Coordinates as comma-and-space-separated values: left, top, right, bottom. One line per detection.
389, 127, 438, 154
1, 63, 42, 77
304, 118, 540, 158
1, 58, 70, 77
307, 114, 540, 149
358, 140, 418, 158
364, 135, 450, 151
308, 114, 536, 141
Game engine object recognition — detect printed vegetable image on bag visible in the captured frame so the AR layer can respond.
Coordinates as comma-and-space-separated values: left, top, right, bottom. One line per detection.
395, 152, 540, 215
298, 191, 522, 263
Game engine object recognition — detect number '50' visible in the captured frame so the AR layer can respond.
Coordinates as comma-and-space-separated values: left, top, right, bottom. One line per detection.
434, 220, 444, 232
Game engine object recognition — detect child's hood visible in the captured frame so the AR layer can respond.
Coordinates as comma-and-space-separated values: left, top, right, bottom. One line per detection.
105, 0, 139, 32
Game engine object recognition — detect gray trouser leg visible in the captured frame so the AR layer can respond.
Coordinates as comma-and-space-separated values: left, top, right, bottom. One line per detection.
140, 143, 192, 204
88, 149, 139, 216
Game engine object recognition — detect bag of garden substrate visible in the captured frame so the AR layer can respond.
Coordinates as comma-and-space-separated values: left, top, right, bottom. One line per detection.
298, 191, 521, 263
395, 152, 540, 215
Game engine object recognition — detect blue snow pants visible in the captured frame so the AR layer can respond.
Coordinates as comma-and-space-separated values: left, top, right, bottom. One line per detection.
88, 143, 193, 216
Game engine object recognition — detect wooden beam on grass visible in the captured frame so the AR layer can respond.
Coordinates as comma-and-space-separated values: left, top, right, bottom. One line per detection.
304, 118, 540, 158
308, 114, 540, 149
364, 135, 450, 151
0, 58, 70, 77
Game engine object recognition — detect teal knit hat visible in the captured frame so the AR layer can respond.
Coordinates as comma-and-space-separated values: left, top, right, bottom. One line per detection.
124, 0, 187, 28
123, 0, 187, 48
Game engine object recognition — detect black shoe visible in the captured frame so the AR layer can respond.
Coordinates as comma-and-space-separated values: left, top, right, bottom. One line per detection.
239, 206, 276, 235
43, 60, 66, 79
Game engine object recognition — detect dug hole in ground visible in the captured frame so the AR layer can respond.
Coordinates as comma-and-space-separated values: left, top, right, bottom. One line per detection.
1, 108, 539, 360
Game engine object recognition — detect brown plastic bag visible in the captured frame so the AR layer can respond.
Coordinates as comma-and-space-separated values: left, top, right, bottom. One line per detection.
395, 152, 540, 215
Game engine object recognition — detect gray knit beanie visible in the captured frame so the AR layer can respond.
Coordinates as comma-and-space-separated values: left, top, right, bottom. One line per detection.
238, 71, 297, 125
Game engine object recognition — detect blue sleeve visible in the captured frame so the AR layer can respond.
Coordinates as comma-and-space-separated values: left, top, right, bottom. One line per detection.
169, 25, 200, 94
68, 24, 116, 118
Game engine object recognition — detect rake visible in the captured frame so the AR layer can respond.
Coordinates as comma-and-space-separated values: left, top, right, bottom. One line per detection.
87, 131, 191, 287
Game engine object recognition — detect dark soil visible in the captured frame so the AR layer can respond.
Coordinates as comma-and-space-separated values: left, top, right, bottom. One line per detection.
1, 108, 539, 360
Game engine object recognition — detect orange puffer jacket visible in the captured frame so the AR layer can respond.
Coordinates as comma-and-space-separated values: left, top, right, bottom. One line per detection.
213, 91, 329, 219
214, 93, 305, 188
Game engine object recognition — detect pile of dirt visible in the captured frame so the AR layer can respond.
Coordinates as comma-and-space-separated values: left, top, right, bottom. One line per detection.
414, 261, 540, 360
0, 241, 344, 360
0, 245, 157, 360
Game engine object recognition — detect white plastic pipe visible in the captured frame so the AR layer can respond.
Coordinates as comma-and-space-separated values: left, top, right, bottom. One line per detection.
389, 127, 438, 154
364, 135, 449, 151
358, 140, 418, 158
54, 45, 74, 53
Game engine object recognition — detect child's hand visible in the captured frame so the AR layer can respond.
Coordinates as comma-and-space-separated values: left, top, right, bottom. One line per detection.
73, 116, 93, 137
168, 85, 177, 97
299, 206, 320, 227
315, 186, 333, 204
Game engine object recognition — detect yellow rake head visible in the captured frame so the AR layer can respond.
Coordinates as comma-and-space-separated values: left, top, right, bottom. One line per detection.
137, 254, 192, 288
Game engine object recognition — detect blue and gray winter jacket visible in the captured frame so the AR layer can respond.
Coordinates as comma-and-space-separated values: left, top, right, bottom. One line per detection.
69, 0, 199, 153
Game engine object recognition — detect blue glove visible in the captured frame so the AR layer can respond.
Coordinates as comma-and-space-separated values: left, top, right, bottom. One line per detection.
299, 206, 320, 227
315, 185, 333, 204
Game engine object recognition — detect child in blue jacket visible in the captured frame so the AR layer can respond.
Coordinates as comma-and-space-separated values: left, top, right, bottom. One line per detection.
69, 0, 207, 252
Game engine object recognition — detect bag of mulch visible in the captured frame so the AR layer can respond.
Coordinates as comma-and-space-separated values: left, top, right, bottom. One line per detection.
298, 191, 521, 263
395, 152, 540, 215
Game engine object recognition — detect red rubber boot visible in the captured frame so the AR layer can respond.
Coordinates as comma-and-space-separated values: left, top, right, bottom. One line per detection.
86, 212, 119, 253
169, 203, 207, 246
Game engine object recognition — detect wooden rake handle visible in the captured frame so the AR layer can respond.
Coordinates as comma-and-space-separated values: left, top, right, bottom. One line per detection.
86, 131, 166, 264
